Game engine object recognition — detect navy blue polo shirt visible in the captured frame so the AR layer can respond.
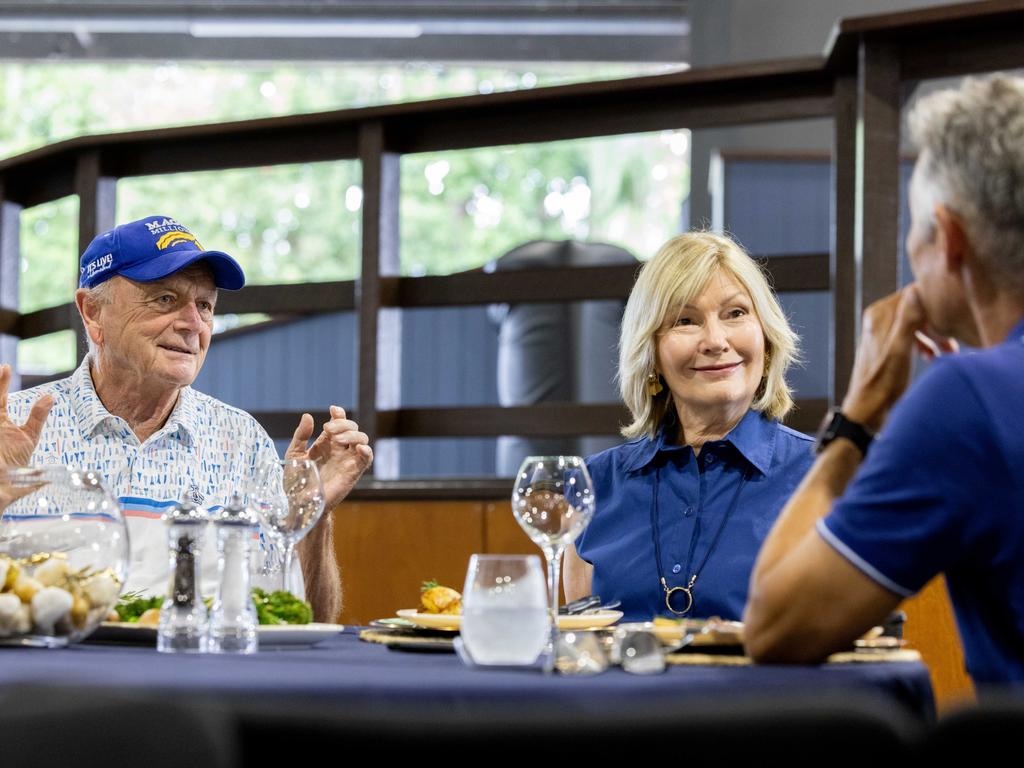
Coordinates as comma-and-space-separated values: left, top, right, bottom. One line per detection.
577, 409, 814, 622
820, 318, 1024, 687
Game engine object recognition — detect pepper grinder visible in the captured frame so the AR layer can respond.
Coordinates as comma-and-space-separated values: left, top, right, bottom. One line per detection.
209, 492, 259, 654
157, 495, 209, 653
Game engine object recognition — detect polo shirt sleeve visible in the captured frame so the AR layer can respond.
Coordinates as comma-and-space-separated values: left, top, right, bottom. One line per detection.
819, 358, 994, 597
576, 449, 616, 566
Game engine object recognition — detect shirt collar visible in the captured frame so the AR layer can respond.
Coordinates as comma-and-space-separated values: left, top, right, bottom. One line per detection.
69, 355, 197, 446
622, 408, 777, 477
70, 356, 120, 439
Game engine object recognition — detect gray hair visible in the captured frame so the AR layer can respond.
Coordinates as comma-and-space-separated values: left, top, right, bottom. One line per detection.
81, 279, 118, 357
908, 74, 1024, 295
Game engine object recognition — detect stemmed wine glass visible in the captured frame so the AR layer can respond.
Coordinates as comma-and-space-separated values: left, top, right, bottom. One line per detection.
249, 459, 325, 597
512, 456, 595, 657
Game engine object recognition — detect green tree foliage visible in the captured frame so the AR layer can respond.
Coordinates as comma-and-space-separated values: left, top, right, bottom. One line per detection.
3, 61, 687, 373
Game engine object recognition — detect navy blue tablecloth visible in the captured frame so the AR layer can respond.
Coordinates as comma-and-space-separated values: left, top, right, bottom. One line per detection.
0, 628, 935, 721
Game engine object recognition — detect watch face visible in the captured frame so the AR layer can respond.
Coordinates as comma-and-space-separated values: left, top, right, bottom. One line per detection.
814, 409, 871, 456
814, 409, 842, 451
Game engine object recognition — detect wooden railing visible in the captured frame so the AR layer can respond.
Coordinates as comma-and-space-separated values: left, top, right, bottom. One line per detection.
2, 0, 1024, 471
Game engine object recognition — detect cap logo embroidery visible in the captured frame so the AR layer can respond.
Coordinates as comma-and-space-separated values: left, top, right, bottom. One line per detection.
155, 230, 202, 250
83, 253, 114, 278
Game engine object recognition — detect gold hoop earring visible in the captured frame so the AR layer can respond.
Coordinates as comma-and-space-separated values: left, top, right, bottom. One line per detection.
646, 373, 664, 396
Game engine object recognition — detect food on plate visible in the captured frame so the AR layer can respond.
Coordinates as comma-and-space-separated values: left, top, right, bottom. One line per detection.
252, 588, 313, 625
419, 580, 462, 615
0, 553, 123, 638
113, 594, 163, 623
113, 588, 314, 626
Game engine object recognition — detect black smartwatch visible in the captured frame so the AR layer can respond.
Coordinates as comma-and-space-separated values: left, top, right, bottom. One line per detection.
814, 408, 873, 457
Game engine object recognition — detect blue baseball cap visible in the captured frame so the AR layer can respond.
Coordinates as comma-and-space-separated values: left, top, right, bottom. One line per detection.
79, 215, 245, 290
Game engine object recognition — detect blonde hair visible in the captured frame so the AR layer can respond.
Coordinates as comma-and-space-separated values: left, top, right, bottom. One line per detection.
619, 231, 799, 440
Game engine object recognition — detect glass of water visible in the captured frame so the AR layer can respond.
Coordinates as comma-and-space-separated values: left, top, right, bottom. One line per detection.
460, 554, 548, 666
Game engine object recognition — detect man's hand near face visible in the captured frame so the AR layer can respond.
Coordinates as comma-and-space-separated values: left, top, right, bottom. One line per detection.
841, 285, 957, 433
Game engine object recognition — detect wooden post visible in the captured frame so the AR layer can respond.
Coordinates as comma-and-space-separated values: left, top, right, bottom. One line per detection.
831, 73, 858, 406
856, 39, 903, 311
74, 151, 117, 364
358, 122, 400, 476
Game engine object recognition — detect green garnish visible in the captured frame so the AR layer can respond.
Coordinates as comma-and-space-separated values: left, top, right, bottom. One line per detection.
115, 588, 313, 625
251, 587, 313, 625
421, 579, 439, 592
114, 594, 164, 622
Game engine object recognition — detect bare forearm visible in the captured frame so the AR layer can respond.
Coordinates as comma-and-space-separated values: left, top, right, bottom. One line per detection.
297, 511, 342, 622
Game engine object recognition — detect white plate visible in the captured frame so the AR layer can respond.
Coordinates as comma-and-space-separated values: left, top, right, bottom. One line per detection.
395, 609, 623, 632
91, 622, 343, 647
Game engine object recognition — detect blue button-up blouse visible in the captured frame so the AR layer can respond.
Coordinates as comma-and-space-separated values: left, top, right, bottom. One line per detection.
576, 409, 814, 622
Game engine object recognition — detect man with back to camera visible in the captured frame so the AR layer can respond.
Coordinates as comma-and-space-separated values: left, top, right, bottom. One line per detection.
0, 215, 372, 621
743, 74, 1024, 687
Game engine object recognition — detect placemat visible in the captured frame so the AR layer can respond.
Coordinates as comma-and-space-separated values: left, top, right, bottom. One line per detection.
666, 648, 921, 667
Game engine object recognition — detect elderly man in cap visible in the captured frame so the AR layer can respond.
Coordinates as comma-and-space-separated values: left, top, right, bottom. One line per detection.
0, 215, 371, 621
744, 75, 1024, 687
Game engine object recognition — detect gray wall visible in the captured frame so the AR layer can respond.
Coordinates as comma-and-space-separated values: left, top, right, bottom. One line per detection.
688, 0, 968, 227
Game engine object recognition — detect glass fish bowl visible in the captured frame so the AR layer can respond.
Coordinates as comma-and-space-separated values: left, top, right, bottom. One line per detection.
0, 466, 128, 647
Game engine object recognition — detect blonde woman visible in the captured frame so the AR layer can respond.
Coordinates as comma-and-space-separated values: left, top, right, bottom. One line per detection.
564, 232, 813, 621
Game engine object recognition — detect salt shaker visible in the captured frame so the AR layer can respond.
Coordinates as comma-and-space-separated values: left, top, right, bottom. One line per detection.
209, 492, 259, 654
157, 495, 209, 653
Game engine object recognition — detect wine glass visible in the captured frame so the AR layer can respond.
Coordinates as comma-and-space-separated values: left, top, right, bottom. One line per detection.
512, 456, 595, 656
249, 459, 325, 597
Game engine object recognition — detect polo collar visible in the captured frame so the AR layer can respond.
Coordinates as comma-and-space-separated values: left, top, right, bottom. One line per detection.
622, 408, 777, 477
69, 356, 198, 446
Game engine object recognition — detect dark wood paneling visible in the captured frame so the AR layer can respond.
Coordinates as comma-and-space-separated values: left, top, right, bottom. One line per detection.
14, 303, 78, 340
357, 122, 400, 454
250, 409, 357, 440
856, 39, 903, 310
761, 254, 830, 293
0, 308, 16, 336
900, 24, 1024, 80
781, 398, 829, 436
832, 75, 858, 405
386, 83, 834, 154
252, 398, 826, 442
825, 0, 1024, 73
385, 265, 637, 307
349, 479, 512, 502
216, 281, 356, 315
384, 255, 826, 310
376, 403, 630, 439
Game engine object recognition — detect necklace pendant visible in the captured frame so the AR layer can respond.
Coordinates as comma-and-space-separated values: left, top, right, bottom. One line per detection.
664, 583, 694, 616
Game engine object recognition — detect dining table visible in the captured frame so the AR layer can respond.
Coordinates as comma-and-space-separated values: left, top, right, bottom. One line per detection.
0, 626, 934, 719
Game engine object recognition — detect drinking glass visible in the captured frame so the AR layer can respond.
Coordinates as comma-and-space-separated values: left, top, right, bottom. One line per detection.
460, 554, 548, 665
248, 459, 325, 597
512, 456, 595, 655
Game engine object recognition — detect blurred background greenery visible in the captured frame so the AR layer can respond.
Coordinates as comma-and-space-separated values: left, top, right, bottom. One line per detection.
7, 61, 689, 373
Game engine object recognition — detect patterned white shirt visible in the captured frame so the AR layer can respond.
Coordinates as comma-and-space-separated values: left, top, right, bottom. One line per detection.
7, 357, 283, 597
